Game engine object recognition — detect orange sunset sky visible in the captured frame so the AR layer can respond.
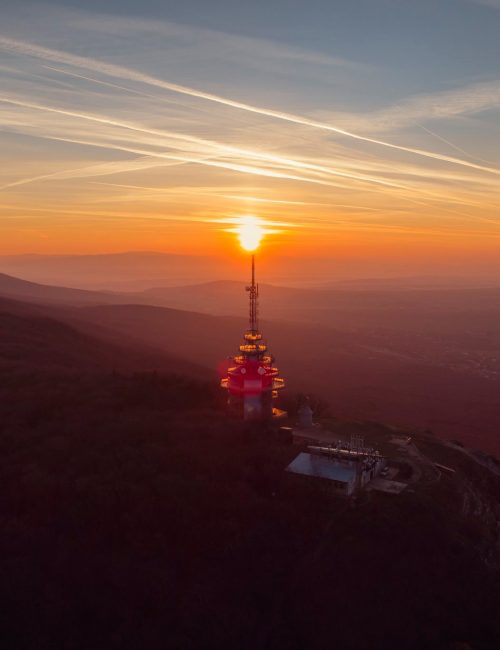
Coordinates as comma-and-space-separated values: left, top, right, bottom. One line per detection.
1, 1, 500, 279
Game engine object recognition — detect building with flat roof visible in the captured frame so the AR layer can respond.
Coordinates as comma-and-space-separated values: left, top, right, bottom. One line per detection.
286, 442, 387, 496
286, 452, 358, 496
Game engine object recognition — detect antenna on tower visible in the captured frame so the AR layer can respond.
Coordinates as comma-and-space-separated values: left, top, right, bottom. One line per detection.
350, 434, 364, 453
247, 253, 259, 333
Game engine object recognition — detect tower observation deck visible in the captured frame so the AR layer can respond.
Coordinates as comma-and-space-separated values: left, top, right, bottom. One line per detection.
221, 254, 286, 421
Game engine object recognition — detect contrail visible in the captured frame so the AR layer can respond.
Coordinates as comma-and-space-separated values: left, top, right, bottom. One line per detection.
35, 133, 500, 225
90, 185, 343, 210
27, 131, 354, 191
0, 108, 485, 220
220, 195, 333, 207
1, 97, 496, 218
0, 156, 184, 190
42, 65, 181, 103
94, 186, 337, 210
0, 96, 419, 193
1, 35, 500, 177
415, 122, 499, 166
3, 201, 500, 238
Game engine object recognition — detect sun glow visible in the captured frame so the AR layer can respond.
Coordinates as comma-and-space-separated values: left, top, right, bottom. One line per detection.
236, 215, 265, 252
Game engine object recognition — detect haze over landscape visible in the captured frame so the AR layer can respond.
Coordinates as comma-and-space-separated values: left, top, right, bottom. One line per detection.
1, 2, 500, 650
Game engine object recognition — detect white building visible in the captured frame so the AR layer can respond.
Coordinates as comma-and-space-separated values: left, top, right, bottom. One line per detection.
286, 452, 357, 496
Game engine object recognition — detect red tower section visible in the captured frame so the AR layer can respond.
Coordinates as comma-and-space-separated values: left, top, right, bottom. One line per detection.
221, 255, 286, 421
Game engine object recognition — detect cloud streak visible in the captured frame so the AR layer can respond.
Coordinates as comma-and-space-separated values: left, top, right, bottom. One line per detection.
0, 156, 185, 190
0, 96, 428, 198
1, 35, 500, 180
328, 80, 500, 135
1, 91, 498, 226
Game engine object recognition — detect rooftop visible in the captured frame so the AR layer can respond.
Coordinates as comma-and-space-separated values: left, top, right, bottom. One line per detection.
286, 452, 356, 483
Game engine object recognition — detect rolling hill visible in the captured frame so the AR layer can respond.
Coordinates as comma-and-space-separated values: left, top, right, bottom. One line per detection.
2, 274, 500, 456
0, 272, 124, 306
0, 296, 208, 377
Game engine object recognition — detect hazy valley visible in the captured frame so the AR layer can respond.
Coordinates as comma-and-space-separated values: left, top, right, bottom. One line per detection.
2, 269, 500, 457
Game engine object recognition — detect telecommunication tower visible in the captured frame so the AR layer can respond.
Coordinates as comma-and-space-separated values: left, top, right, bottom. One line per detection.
221, 253, 286, 420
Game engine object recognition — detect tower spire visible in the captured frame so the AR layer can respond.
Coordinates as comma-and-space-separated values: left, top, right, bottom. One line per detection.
249, 253, 259, 333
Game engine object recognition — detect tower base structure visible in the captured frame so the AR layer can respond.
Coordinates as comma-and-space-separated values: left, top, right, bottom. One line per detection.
226, 392, 287, 422
221, 330, 286, 422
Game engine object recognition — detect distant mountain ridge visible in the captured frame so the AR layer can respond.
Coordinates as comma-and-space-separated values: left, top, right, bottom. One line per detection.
0, 251, 231, 290
3, 250, 500, 291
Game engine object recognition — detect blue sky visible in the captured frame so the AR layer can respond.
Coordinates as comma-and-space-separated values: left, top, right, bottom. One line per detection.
4, 0, 500, 116
42, 0, 500, 85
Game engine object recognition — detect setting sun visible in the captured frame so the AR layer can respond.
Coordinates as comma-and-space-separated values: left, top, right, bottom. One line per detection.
236, 215, 265, 252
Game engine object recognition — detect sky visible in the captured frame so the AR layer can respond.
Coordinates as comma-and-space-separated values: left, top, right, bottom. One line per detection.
1, 0, 500, 278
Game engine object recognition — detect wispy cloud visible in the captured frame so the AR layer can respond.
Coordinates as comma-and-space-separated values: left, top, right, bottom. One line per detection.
320, 79, 500, 135
5, 92, 493, 219
2, 35, 500, 178
0, 156, 185, 190
470, 0, 500, 9
68, 12, 365, 71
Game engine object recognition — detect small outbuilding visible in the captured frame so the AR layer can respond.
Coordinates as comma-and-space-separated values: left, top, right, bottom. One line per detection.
297, 400, 314, 429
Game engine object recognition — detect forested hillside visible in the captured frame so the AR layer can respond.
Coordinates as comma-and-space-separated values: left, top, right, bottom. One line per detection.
0, 301, 499, 650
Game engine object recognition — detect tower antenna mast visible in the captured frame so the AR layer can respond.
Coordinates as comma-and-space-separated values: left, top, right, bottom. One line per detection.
249, 253, 259, 333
